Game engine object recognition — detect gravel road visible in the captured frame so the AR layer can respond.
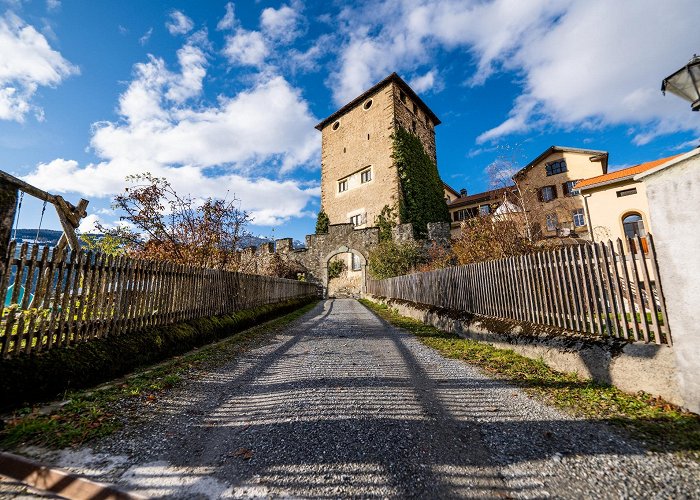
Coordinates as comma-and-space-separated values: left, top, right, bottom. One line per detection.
13, 299, 699, 499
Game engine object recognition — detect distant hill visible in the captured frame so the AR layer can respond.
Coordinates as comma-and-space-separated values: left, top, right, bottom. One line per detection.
11, 229, 306, 250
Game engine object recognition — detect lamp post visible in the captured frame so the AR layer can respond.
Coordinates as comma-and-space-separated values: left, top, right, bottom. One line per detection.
661, 54, 700, 111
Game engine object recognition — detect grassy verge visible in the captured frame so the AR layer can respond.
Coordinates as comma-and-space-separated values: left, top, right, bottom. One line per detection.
0, 300, 318, 450
360, 298, 699, 458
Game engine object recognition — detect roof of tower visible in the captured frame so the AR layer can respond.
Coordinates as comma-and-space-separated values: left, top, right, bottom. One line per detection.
315, 72, 441, 131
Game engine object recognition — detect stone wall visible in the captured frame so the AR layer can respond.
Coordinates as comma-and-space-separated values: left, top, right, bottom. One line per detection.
367, 296, 684, 408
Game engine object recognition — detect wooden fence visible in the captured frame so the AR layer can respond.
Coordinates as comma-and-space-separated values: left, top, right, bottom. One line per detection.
367, 235, 672, 345
0, 241, 320, 358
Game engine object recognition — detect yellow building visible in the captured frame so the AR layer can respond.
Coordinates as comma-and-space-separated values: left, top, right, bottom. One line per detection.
316, 73, 441, 228
512, 146, 608, 240
577, 153, 681, 251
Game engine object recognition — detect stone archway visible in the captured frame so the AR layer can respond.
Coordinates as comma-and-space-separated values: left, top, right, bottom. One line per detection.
322, 246, 367, 298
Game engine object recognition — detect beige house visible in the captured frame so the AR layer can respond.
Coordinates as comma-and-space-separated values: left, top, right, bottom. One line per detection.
447, 146, 608, 241
577, 153, 682, 252
316, 72, 441, 229
512, 146, 608, 240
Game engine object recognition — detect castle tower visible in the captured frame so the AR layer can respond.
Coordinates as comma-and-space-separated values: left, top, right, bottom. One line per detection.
315, 73, 441, 228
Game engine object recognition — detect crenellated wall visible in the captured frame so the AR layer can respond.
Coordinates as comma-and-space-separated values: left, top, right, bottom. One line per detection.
238, 221, 452, 296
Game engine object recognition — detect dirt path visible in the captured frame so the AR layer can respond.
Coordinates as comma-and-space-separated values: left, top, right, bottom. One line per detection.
11, 299, 699, 498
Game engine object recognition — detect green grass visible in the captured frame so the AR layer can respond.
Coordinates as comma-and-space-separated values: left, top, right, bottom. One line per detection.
0, 300, 318, 450
360, 298, 699, 458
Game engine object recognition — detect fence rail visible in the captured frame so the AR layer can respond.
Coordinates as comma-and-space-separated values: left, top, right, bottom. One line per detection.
0, 241, 319, 358
367, 235, 671, 345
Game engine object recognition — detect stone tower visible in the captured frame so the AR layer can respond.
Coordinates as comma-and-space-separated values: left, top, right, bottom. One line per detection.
316, 73, 441, 228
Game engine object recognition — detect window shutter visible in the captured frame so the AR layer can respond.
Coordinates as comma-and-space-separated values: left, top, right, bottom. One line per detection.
537, 188, 544, 202
550, 185, 558, 199
562, 182, 569, 196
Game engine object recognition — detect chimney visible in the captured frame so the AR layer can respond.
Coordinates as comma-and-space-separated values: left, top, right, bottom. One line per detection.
460, 188, 468, 197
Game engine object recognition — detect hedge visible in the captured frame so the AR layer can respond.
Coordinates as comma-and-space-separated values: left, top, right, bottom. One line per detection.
0, 297, 317, 410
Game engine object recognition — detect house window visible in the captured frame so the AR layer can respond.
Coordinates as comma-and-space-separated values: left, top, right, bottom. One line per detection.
351, 253, 361, 271
617, 188, 637, 197
399, 90, 406, 104
411, 120, 417, 132
454, 209, 466, 221
349, 213, 365, 226
545, 213, 558, 232
562, 180, 579, 196
338, 179, 348, 192
545, 159, 568, 176
360, 169, 372, 183
539, 185, 557, 202
363, 99, 373, 110
413, 103, 418, 114
572, 208, 586, 227
332, 120, 340, 131
479, 204, 491, 216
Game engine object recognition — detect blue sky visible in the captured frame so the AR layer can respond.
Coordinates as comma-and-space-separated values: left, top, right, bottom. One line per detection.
2, 0, 699, 242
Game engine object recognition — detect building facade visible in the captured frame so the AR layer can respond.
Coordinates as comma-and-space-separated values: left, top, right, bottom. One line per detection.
577, 153, 681, 251
316, 73, 441, 229
513, 146, 608, 240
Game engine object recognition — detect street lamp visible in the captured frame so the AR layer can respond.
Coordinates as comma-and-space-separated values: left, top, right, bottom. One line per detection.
661, 54, 700, 111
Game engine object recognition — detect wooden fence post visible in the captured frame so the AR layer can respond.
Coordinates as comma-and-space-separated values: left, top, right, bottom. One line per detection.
0, 183, 17, 288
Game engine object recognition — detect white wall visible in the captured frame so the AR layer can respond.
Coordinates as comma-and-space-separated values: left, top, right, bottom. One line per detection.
638, 151, 700, 413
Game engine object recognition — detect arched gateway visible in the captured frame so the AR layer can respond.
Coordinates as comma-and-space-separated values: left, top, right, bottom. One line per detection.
238, 221, 450, 298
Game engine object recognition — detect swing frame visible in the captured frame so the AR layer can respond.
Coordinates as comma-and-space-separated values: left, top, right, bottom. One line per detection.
0, 170, 89, 254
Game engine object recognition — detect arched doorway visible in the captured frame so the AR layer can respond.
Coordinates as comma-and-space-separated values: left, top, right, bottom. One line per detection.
622, 212, 648, 253
322, 246, 367, 298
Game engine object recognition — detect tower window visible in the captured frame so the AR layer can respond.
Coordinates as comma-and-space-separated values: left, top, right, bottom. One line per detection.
413, 103, 418, 114
399, 90, 406, 104
361, 168, 372, 183
349, 213, 365, 226
411, 120, 417, 133
332, 120, 340, 131
363, 99, 373, 110
338, 179, 348, 192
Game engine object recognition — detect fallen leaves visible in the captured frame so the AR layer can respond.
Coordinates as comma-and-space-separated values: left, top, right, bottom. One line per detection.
232, 448, 254, 460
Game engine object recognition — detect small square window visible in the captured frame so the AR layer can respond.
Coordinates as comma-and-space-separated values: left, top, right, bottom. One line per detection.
338, 179, 348, 192
616, 188, 637, 197
573, 208, 586, 227
399, 90, 406, 104
563, 180, 579, 196
351, 253, 361, 271
479, 204, 491, 216
361, 169, 372, 183
540, 185, 556, 202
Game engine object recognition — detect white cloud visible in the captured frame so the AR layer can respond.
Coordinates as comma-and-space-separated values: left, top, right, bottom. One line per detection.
78, 213, 105, 233
260, 4, 303, 43
216, 2, 235, 31
0, 12, 78, 122
23, 37, 321, 227
409, 70, 437, 93
165, 10, 193, 36
46, 0, 60, 11
223, 29, 268, 67
331, 0, 700, 146
139, 27, 153, 46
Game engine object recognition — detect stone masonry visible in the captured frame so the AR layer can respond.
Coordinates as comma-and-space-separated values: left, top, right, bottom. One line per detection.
316, 73, 441, 230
